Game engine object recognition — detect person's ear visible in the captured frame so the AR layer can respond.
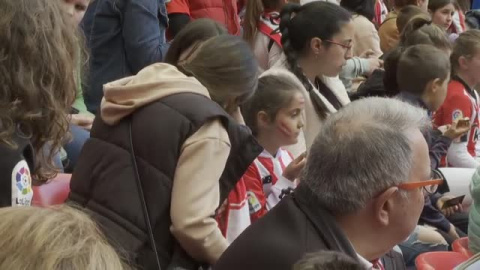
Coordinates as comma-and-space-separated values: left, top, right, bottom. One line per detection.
373, 186, 398, 227
430, 78, 443, 94
257, 111, 271, 128
310, 37, 323, 56
459, 55, 470, 70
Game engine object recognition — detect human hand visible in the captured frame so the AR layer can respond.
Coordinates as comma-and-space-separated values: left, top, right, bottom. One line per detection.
360, 49, 375, 58
443, 118, 470, 140
366, 58, 384, 76
283, 152, 307, 182
447, 223, 460, 240
69, 114, 94, 131
436, 195, 463, 217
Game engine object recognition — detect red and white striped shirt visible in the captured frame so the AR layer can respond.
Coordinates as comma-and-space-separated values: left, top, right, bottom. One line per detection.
216, 149, 296, 243
374, 0, 388, 27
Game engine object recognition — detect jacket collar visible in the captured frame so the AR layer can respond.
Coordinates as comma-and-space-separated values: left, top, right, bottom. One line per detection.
292, 184, 358, 257
453, 75, 476, 98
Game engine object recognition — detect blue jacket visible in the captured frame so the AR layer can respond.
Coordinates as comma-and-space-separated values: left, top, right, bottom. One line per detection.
396, 92, 452, 232
81, 0, 169, 113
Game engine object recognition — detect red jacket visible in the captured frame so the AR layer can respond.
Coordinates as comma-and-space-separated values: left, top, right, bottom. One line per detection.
167, 0, 241, 35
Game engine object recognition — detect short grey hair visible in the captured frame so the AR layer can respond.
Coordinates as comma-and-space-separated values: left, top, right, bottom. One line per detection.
302, 97, 431, 215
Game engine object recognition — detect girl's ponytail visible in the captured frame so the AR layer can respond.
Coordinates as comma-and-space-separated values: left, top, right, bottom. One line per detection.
400, 14, 432, 42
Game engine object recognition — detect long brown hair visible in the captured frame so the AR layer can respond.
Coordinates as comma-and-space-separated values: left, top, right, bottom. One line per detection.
179, 35, 259, 114
165, 18, 227, 65
243, 0, 284, 46
0, 0, 78, 182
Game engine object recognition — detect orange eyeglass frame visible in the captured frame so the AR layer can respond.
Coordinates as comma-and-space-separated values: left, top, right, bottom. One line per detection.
397, 179, 444, 191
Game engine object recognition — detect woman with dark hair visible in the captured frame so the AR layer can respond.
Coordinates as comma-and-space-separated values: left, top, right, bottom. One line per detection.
274, 2, 353, 156
341, 0, 383, 57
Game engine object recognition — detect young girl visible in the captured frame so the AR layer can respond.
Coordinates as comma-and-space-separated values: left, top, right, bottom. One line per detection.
0, 0, 78, 207
434, 30, 480, 168
217, 69, 307, 243
243, 0, 287, 71
59, 0, 90, 25
429, 0, 456, 32
278, 2, 353, 156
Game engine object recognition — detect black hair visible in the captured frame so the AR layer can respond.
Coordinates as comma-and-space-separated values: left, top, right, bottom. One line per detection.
279, 2, 351, 119
341, 0, 376, 21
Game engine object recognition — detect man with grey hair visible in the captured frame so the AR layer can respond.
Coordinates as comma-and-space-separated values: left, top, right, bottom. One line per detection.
215, 97, 440, 270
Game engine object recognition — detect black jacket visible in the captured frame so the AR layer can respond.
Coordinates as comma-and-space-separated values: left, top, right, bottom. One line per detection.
68, 93, 262, 269
215, 184, 406, 270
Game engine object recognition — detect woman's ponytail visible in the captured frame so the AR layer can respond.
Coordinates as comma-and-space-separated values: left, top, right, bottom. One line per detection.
280, 3, 330, 119
280, 3, 311, 93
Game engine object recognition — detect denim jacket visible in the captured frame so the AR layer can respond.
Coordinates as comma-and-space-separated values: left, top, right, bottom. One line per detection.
81, 0, 169, 113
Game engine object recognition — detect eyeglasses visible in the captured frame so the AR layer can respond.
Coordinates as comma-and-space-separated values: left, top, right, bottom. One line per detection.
323, 39, 353, 50
397, 179, 444, 194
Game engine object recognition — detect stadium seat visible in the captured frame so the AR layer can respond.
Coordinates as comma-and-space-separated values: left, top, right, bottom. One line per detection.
453, 237, 474, 258
416, 251, 469, 270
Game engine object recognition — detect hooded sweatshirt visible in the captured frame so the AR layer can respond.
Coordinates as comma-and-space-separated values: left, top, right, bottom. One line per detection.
100, 63, 231, 264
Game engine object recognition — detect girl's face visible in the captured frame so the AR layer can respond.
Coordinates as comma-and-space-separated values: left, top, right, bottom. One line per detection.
262, 91, 305, 146
318, 20, 355, 77
430, 3, 455, 30
60, 0, 90, 25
